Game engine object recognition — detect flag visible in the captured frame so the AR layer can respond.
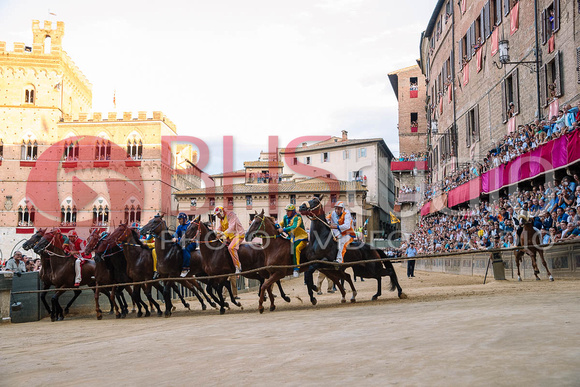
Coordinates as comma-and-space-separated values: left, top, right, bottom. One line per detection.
448, 83, 452, 103
463, 62, 469, 86
364, 218, 368, 226
461, 0, 466, 14
548, 35, 555, 53
390, 212, 400, 224
476, 48, 483, 73
491, 28, 499, 56
510, 2, 519, 35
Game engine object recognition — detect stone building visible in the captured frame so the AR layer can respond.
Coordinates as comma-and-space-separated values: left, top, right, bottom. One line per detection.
0, 20, 198, 260
388, 64, 428, 240
419, 0, 579, 184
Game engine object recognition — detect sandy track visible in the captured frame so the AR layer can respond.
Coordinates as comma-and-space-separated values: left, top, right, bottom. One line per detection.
1, 268, 579, 386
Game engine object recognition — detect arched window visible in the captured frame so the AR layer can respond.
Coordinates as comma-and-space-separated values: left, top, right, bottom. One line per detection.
60, 205, 77, 226
44, 35, 51, 54
63, 139, 79, 161
95, 135, 111, 160
126, 133, 143, 160
18, 204, 36, 227
124, 205, 142, 226
25, 89, 35, 103
92, 205, 109, 226
21, 140, 38, 160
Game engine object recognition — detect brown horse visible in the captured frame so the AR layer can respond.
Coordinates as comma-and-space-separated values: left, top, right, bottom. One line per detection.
185, 218, 275, 314
139, 215, 216, 317
22, 228, 81, 315
244, 210, 304, 313
515, 221, 554, 281
86, 227, 144, 319
33, 229, 99, 321
186, 215, 290, 313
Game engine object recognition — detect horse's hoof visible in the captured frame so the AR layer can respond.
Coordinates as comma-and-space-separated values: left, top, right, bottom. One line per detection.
57, 316, 64, 321
202, 304, 207, 311
164, 311, 171, 318
399, 292, 408, 299
116, 313, 121, 319
121, 313, 127, 319
224, 302, 229, 308
131, 308, 136, 314
311, 298, 317, 306
184, 303, 191, 310
341, 298, 346, 303
549, 275, 554, 281
371, 295, 378, 301
269, 305, 276, 312
350, 298, 356, 303
97, 315, 102, 320
109, 310, 114, 315
259, 307, 264, 314
536, 277, 541, 281
220, 308, 225, 315
157, 311, 163, 317
210, 303, 217, 309
137, 311, 143, 318
64, 308, 70, 315
51, 317, 56, 322
172, 306, 176, 312
145, 311, 151, 317
283, 296, 291, 303
517, 277, 522, 282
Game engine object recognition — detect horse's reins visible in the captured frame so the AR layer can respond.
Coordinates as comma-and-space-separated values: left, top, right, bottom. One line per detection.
251, 215, 280, 239
302, 199, 338, 242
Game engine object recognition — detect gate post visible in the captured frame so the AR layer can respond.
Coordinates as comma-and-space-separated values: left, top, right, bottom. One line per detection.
0, 272, 14, 323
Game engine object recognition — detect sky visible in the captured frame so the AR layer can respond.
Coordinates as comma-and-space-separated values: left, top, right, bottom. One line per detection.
0, 0, 436, 174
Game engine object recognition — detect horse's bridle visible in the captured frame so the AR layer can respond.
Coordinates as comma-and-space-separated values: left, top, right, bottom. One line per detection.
251, 215, 278, 239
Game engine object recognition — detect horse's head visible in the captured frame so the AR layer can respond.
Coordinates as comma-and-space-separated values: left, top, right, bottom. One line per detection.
140, 214, 165, 238
84, 228, 102, 255
94, 222, 128, 260
34, 229, 64, 255
299, 195, 324, 217
22, 228, 46, 251
184, 215, 202, 241
245, 209, 277, 241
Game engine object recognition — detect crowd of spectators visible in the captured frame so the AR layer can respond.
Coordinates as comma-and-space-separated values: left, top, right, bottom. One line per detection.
407, 176, 580, 255
0, 252, 40, 273
397, 152, 428, 162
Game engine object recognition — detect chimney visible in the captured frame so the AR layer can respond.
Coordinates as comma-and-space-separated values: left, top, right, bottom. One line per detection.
342, 130, 348, 141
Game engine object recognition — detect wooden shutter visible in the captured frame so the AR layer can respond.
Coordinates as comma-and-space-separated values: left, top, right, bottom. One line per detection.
554, 0, 560, 32
504, 0, 510, 16
554, 50, 562, 97
475, 105, 480, 141
458, 38, 464, 68
513, 68, 520, 115
496, 0, 502, 25
470, 22, 476, 57
485, 1, 491, 38
480, 7, 486, 43
466, 113, 471, 146
541, 10, 547, 45
539, 64, 548, 108
577, 47, 580, 84
501, 79, 508, 123
466, 31, 471, 61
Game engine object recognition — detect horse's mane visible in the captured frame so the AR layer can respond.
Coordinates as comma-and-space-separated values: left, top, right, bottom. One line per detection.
129, 228, 145, 247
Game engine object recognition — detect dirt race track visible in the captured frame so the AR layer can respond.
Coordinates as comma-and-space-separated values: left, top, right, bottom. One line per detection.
1, 267, 579, 386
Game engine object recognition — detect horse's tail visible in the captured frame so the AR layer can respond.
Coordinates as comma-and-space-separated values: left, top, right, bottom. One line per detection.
376, 248, 398, 292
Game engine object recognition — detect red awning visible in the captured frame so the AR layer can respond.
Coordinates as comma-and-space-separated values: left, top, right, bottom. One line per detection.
420, 201, 431, 216
391, 161, 428, 171
447, 177, 481, 207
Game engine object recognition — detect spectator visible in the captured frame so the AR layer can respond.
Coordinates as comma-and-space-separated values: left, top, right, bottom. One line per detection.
405, 242, 417, 278
5, 251, 27, 273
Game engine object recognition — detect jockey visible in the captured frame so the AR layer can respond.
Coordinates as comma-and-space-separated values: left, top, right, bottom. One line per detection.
134, 223, 158, 278
214, 206, 244, 274
330, 201, 356, 263
64, 230, 91, 287
278, 204, 308, 278
171, 213, 197, 272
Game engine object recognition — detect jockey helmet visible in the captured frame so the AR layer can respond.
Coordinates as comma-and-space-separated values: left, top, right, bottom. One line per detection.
68, 230, 78, 237
214, 206, 224, 215
130, 222, 139, 228
285, 204, 296, 211
177, 212, 188, 220
334, 201, 345, 208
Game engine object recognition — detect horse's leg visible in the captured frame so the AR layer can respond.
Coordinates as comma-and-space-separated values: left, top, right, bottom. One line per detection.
51, 290, 65, 321
305, 265, 318, 305
515, 250, 523, 281
125, 285, 137, 314
152, 282, 165, 316
40, 282, 52, 315
529, 250, 541, 281
384, 264, 406, 299
116, 288, 128, 318
180, 280, 207, 311
258, 275, 281, 314
276, 280, 291, 303
170, 282, 190, 310
224, 279, 242, 309
324, 271, 348, 303
372, 276, 381, 301
132, 285, 145, 317
100, 289, 115, 314
163, 281, 173, 317
186, 277, 217, 309
214, 282, 227, 315
64, 289, 82, 315
537, 248, 554, 281
144, 283, 161, 316
206, 282, 227, 309
109, 287, 121, 319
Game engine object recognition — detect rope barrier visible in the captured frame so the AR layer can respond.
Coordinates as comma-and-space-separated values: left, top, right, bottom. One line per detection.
10, 239, 580, 295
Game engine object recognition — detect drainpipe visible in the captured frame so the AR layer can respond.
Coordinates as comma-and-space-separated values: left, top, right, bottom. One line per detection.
534, 0, 542, 120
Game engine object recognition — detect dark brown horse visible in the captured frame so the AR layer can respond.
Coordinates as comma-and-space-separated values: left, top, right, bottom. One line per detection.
299, 196, 406, 305
22, 228, 81, 315
33, 229, 99, 321
139, 215, 216, 317
244, 210, 304, 313
86, 227, 144, 319
515, 221, 554, 281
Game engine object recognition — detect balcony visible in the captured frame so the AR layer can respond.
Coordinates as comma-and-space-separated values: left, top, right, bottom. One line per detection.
391, 161, 428, 172
397, 192, 421, 203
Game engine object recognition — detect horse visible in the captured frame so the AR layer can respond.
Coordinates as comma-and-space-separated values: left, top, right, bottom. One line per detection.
86, 227, 149, 319
515, 221, 554, 281
33, 229, 99, 321
187, 215, 290, 314
139, 215, 216, 317
299, 196, 406, 305
244, 210, 306, 313
22, 228, 84, 316
184, 217, 275, 315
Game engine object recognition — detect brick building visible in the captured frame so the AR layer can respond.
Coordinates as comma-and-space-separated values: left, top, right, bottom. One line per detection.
419, 0, 579, 184
0, 20, 198, 261
388, 64, 428, 240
